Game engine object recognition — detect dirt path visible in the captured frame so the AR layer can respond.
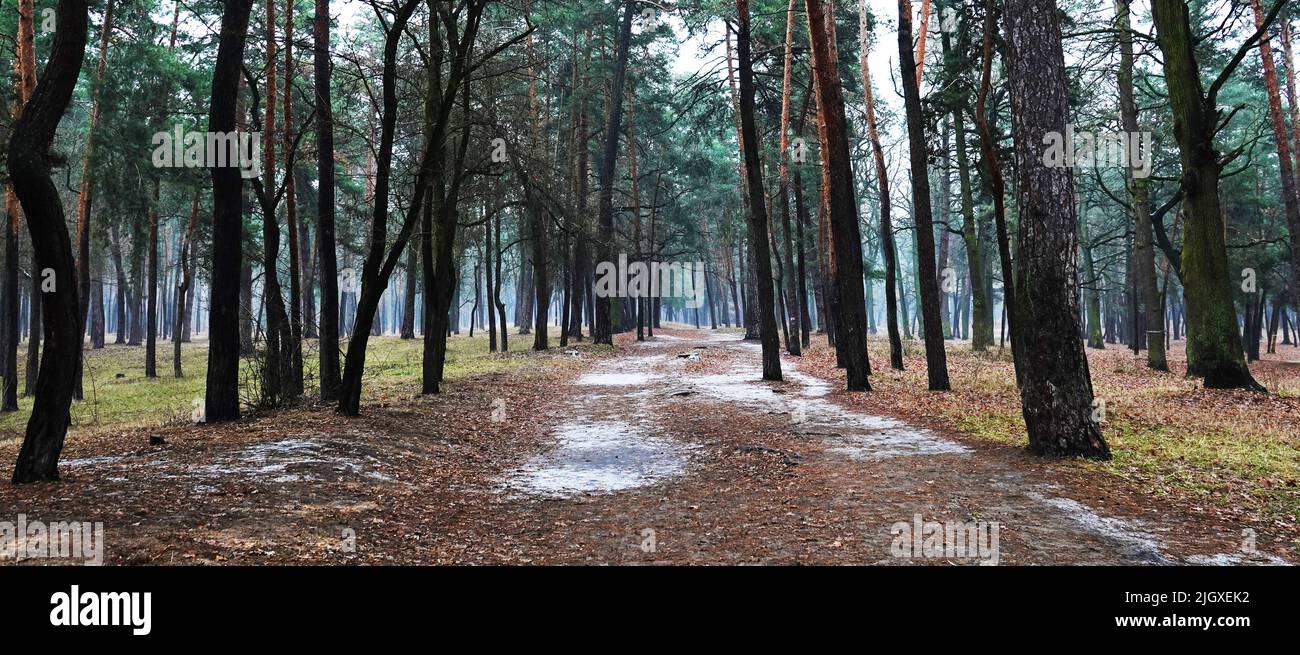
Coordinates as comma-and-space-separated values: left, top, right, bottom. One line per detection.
485, 329, 1290, 565
3, 328, 1291, 565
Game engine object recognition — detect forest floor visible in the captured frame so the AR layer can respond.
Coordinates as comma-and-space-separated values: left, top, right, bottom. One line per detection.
0, 326, 1295, 565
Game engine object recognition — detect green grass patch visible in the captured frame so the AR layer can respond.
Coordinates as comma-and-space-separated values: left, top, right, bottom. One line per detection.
0, 329, 601, 442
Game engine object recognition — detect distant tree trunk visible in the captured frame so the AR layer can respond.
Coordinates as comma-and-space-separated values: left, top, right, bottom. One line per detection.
941, 23, 993, 353
174, 193, 198, 377
627, 86, 645, 343
567, 30, 591, 343
401, 242, 417, 339
494, 211, 508, 351
89, 255, 104, 348
898, 0, 949, 390
145, 185, 159, 379
204, 0, 255, 423
486, 222, 497, 351
806, 0, 870, 389
592, 1, 635, 345
315, 0, 341, 401
110, 226, 126, 344
794, 170, 812, 346
1116, 0, 1165, 370
1002, 0, 1110, 459
1080, 203, 1105, 349
1151, 0, 1274, 390
10, 0, 89, 483
735, 0, 782, 380
861, 0, 903, 368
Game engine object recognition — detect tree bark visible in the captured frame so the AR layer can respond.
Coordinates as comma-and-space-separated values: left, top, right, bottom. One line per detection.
1002, 0, 1110, 458
899, 0, 950, 390
1249, 0, 1300, 316
10, 0, 89, 483
806, 0, 871, 389
1151, 0, 1273, 390
860, 0, 903, 368
314, 0, 341, 401
976, 0, 1022, 381
204, 0, 255, 423
592, 1, 635, 345
736, 0, 782, 381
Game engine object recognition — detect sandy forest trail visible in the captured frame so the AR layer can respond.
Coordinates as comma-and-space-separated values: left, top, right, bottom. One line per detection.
491, 330, 1290, 565
1, 328, 1292, 565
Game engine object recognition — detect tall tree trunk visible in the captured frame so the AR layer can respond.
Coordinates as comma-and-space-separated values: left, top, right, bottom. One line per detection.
1250, 0, 1300, 314
976, 0, 1022, 381
314, 0, 341, 401
10, 0, 89, 483
775, 0, 802, 356
941, 23, 993, 353
1283, 19, 1300, 202
592, 1, 635, 345
205, 0, 255, 422
1117, 0, 1165, 370
2, 0, 38, 412
1151, 0, 1274, 390
1002, 0, 1109, 458
861, 0, 903, 368
73, 0, 115, 391
899, 0, 949, 390
736, 0, 782, 380
283, 0, 304, 393
806, 0, 871, 389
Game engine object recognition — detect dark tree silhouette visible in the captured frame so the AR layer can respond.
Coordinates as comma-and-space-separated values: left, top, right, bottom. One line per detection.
10, 0, 90, 483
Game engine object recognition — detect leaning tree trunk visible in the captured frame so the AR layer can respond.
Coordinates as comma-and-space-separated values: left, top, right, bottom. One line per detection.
736, 0, 782, 381
339, 0, 433, 414
204, 0, 255, 423
1002, 0, 1110, 459
10, 0, 89, 483
806, 0, 871, 390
